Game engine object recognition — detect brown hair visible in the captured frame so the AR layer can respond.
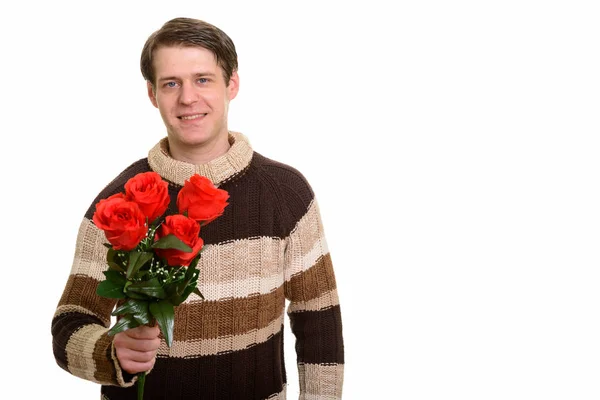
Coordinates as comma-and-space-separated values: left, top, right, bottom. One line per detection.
141, 17, 238, 87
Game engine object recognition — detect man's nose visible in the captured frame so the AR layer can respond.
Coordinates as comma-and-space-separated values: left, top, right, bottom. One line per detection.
179, 82, 198, 105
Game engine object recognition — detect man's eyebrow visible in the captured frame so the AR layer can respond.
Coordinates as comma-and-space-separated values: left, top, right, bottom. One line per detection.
157, 76, 179, 82
195, 72, 217, 77
157, 72, 217, 82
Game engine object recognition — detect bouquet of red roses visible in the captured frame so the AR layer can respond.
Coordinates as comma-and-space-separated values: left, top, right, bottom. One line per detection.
92, 171, 228, 400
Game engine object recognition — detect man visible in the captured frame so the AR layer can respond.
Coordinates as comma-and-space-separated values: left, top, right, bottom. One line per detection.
52, 17, 344, 399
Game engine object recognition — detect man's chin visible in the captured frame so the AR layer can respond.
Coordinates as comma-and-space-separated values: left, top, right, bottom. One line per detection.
169, 131, 228, 148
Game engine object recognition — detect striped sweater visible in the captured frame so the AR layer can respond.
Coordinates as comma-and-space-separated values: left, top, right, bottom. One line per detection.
51, 132, 344, 399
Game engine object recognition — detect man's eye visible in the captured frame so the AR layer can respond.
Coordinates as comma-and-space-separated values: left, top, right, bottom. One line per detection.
198, 78, 208, 84
165, 82, 177, 88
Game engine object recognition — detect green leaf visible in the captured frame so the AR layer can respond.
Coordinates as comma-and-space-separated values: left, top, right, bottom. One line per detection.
167, 264, 198, 297
124, 291, 150, 300
106, 247, 116, 263
112, 299, 149, 317
169, 278, 201, 306
189, 255, 200, 269
167, 294, 185, 306
107, 248, 128, 271
107, 315, 139, 336
97, 279, 126, 299
184, 262, 198, 280
149, 300, 175, 347
126, 251, 154, 280
152, 234, 192, 252
193, 287, 205, 300
133, 312, 152, 326
165, 268, 197, 298
107, 261, 125, 273
179, 270, 199, 295
103, 270, 126, 285
127, 277, 166, 299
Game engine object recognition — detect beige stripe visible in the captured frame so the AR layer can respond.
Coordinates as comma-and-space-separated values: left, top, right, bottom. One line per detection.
66, 324, 109, 383
284, 200, 329, 281
158, 313, 284, 357
287, 289, 340, 313
70, 223, 287, 301
298, 363, 344, 399
297, 236, 329, 279
300, 394, 342, 400
71, 218, 111, 281
265, 385, 287, 399
196, 237, 285, 300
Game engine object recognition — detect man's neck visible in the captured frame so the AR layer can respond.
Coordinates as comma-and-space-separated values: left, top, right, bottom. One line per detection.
167, 133, 231, 165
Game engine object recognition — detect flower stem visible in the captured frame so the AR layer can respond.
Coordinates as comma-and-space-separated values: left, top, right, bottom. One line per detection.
137, 371, 146, 400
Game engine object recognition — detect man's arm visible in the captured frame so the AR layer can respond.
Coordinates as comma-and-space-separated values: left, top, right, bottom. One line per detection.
51, 218, 138, 387
284, 199, 345, 399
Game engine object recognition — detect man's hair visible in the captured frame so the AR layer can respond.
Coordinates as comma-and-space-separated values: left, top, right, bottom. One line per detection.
140, 17, 238, 87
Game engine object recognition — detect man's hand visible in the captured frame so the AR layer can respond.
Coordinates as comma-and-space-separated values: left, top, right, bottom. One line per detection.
113, 324, 161, 374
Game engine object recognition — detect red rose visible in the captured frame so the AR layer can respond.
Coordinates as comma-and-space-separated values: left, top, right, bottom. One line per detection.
124, 172, 170, 223
154, 215, 203, 266
92, 193, 148, 251
177, 174, 229, 224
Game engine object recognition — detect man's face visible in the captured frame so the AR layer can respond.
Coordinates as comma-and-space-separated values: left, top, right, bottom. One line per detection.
147, 46, 239, 150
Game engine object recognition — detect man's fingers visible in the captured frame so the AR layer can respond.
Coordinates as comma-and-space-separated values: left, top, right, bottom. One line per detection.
114, 333, 160, 352
117, 352, 156, 375
124, 325, 160, 340
117, 348, 157, 363
113, 325, 161, 374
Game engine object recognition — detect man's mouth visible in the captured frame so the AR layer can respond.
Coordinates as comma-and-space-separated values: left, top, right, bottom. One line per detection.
178, 113, 207, 120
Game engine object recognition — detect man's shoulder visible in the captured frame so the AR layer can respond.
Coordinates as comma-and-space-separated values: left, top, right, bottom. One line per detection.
249, 152, 315, 209
252, 152, 312, 189
109, 158, 152, 187
83, 158, 151, 219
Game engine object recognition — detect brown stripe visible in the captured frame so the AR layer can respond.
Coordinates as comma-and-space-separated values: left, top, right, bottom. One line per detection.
93, 331, 118, 384
158, 314, 284, 358
171, 286, 285, 341
289, 305, 344, 364
285, 254, 337, 302
57, 274, 115, 326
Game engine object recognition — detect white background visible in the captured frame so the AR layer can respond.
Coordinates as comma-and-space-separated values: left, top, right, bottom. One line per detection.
1, 0, 599, 399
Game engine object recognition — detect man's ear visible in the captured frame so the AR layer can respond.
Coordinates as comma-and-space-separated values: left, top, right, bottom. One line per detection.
227, 71, 240, 100
147, 81, 158, 108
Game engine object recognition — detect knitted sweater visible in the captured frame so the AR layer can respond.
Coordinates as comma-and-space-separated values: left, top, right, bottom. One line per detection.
51, 132, 344, 400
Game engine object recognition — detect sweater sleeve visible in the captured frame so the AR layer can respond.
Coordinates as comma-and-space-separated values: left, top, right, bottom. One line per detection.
51, 217, 137, 388
284, 198, 345, 399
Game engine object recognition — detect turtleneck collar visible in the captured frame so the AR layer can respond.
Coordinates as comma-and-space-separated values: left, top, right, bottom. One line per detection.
148, 131, 253, 187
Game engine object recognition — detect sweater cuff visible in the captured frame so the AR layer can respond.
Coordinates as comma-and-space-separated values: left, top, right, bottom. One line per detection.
110, 341, 137, 387
110, 340, 156, 387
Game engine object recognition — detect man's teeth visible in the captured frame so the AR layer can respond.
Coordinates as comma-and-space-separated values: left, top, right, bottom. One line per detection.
180, 114, 205, 120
